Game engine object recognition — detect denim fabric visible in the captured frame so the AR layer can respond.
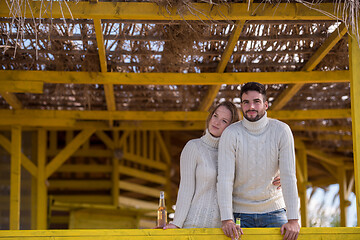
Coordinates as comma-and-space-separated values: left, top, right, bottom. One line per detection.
233, 208, 287, 228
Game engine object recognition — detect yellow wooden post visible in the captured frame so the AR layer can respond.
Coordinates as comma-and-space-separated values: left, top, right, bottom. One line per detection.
36, 129, 47, 229
31, 132, 38, 230
297, 149, 308, 227
10, 125, 21, 230
112, 131, 119, 207
338, 165, 347, 227
349, 35, 360, 226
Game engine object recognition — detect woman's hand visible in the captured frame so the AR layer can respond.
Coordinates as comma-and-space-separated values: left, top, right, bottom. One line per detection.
272, 175, 281, 189
163, 223, 180, 229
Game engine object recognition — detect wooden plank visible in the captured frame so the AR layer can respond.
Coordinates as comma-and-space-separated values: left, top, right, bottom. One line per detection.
95, 130, 115, 149
0, 81, 43, 93
200, 20, 245, 111
118, 166, 166, 184
154, 131, 171, 165
0, 133, 38, 177
57, 164, 112, 173
0, 70, 350, 85
36, 128, 47, 230
123, 152, 167, 170
349, 33, 360, 226
0, 227, 359, 239
119, 196, 158, 210
0, 2, 337, 20
119, 180, 160, 198
9, 126, 21, 230
0, 92, 22, 109
48, 180, 111, 190
45, 129, 96, 178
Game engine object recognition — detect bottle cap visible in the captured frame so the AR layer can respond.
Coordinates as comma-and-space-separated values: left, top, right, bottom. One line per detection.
236, 218, 241, 225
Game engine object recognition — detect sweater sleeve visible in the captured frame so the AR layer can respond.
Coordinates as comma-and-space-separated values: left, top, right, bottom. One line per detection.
172, 140, 198, 228
217, 126, 237, 221
278, 124, 299, 220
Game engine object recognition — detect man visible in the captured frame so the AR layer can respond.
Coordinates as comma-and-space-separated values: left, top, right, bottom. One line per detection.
217, 82, 300, 240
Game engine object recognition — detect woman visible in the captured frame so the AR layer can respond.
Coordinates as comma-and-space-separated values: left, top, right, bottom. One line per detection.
164, 101, 240, 228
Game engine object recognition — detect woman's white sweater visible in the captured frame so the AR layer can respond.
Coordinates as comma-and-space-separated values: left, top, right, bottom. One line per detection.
217, 112, 299, 221
172, 129, 221, 228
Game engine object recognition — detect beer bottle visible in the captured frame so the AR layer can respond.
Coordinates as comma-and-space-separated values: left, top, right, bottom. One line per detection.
157, 191, 167, 228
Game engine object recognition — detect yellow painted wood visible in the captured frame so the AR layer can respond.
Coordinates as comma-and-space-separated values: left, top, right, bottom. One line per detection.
349, 34, 360, 226
306, 149, 344, 166
267, 109, 351, 120
0, 81, 43, 93
36, 128, 47, 230
52, 195, 112, 205
31, 132, 37, 230
119, 196, 158, 210
112, 131, 119, 207
45, 129, 96, 178
154, 131, 171, 165
200, 20, 245, 111
0, 92, 22, 109
297, 134, 353, 142
0, 227, 359, 239
123, 152, 167, 170
290, 124, 352, 132
66, 131, 74, 145
338, 165, 347, 227
49, 131, 57, 152
271, 23, 348, 110
95, 130, 115, 149
0, 133, 37, 177
57, 164, 112, 173
0, 70, 350, 85
48, 149, 113, 158
48, 180, 111, 190
9, 126, 21, 230
118, 166, 166, 184
118, 181, 160, 198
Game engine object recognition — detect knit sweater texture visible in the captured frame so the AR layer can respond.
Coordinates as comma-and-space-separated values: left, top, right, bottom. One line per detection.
172, 129, 221, 228
217, 112, 299, 221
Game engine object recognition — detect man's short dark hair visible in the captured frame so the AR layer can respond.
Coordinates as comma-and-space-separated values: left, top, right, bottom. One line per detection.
240, 82, 267, 102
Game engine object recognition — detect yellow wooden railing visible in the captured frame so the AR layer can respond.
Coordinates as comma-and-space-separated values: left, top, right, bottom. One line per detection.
0, 228, 360, 239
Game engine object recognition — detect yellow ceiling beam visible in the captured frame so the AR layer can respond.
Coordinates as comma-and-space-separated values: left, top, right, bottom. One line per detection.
0, 92, 22, 110
45, 129, 96, 178
306, 149, 344, 166
0, 109, 351, 125
290, 124, 352, 132
0, 2, 337, 20
0, 81, 43, 94
200, 21, 245, 111
0, 70, 350, 85
271, 23, 348, 110
94, 19, 116, 113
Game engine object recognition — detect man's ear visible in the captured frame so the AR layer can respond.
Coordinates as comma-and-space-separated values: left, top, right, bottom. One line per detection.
265, 101, 269, 110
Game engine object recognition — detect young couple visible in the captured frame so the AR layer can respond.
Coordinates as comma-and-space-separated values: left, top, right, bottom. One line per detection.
164, 82, 300, 240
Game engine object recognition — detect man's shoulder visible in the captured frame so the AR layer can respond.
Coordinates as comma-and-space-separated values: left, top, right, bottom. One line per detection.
268, 118, 290, 129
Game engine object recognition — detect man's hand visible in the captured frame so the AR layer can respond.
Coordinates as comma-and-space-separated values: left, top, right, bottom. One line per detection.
280, 219, 300, 240
221, 219, 243, 240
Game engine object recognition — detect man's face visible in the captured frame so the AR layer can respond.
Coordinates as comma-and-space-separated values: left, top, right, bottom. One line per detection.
240, 90, 268, 122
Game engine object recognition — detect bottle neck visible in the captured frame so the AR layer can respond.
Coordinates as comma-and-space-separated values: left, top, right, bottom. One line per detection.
159, 198, 165, 207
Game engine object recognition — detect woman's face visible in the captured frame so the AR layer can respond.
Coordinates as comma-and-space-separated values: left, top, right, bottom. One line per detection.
208, 106, 232, 137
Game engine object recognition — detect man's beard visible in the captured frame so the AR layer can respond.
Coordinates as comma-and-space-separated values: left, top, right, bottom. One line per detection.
242, 110, 265, 122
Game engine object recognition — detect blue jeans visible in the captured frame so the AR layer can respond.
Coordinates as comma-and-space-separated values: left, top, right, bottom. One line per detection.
233, 208, 287, 228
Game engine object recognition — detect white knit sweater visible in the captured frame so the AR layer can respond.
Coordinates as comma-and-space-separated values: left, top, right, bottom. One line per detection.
172, 129, 221, 228
217, 112, 299, 221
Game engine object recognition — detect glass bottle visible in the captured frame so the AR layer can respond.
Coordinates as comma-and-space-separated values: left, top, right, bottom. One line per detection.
157, 191, 167, 228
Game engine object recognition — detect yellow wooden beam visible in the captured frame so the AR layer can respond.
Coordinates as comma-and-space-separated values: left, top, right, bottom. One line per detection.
48, 148, 113, 158
349, 32, 360, 227
0, 133, 38, 177
200, 21, 245, 111
271, 23, 348, 110
0, 2, 337, 20
0, 81, 43, 93
119, 196, 158, 210
123, 152, 167, 171
0, 227, 360, 239
119, 181, 160, 198
95, 130, 115, 149
45, 129, 96, 178
48, 180, 111, 190
0, 92, 22, 109
36, 128, 47, 230
9, 126, 21, 230
118, 166, 166, 184
93, 18, 116, 117
306, 149, 344, 166
154, 131, 171, 165
0, 109, 351, 123
290, 124, 352, 132
57, 164, 112, 173
52, 195, 112, 205
338, 165, 347, 227
0, 70, 350, 85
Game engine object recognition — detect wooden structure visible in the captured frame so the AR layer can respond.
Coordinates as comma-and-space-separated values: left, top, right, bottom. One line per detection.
0, 0, 360, 236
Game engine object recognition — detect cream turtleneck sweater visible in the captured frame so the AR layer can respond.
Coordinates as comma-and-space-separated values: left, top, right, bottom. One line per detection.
217, 112, 299, 221
172, 129, 221, 228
